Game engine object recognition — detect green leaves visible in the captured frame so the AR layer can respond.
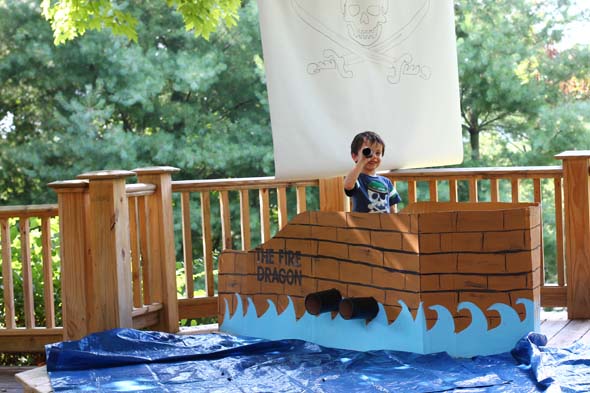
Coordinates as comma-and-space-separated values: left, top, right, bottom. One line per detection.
456, 0, 589, 162
0, 0, 270, 204
41, 0, 241, 45
40, 0, 139, 44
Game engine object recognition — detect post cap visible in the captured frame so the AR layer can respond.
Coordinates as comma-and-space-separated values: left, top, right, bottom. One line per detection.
48, 179, 89, 191
76, 170, 136, 181
133, 166, 180, 175
555, 151, 590, 160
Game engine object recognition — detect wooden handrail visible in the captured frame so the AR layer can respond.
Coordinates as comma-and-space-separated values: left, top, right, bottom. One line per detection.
382, 166, 563, 179
126, 183, 157, 197
132, 303, 163, 317
0, 204, 58, 219
172, 177, 318, 192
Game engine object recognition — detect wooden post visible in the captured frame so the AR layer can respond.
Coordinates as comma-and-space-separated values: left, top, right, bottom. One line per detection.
319, 177, 348, 212
134, 167, 180, 333
48, 180, 90, 341
76, 170, 135, 333
555, 151, 590, 319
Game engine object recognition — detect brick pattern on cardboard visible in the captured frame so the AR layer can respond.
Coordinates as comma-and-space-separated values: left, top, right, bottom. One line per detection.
219, 203, 541, 330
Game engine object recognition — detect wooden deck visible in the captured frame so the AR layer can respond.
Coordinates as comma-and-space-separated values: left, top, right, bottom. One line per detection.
7, 313, 590, 392
540, 310, 590, 346
0, 367, 34, 393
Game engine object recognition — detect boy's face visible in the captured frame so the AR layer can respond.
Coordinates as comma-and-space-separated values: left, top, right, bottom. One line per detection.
352, 139, 383, 175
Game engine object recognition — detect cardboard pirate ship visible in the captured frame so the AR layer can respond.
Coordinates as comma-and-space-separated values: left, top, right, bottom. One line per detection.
218, 202, 541, 357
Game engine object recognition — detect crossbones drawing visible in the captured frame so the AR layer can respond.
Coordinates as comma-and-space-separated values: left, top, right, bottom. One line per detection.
293, 0, 432, 84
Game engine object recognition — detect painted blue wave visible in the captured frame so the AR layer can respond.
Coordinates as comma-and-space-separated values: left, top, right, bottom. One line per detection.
220, 295, 539, 358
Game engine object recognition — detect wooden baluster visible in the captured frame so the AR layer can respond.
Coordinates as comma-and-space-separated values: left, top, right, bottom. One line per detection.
239, 190, 251, 250
134, 167, 180, 333
138, 196, 151, 305
319, 177, 347, 211
0, 218, 15, 329
533, 178, 545, 286
407, 180, 417, 204
511, 178, 520, 202
128, 197, 142, 308
277, 187, 288, 229
201, 191, 215, 297
181, 192, 194, 298
20, 217, 35, 328
554, 177, 565, 287
41, 217, 56, 328
259, 188, 271, 243
490, 178, 499, 202
468, 178, 478, 202
295, 186, 307, 214
555, 151, 590, 319
48, 179, 90, 340
533, 178, 541, 203
449, 179, 458, 202
219, 190, 232, 250
429, 180, 438, 202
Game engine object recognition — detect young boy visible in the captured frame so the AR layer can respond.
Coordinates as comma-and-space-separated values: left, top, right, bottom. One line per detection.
344, 131, 401, 213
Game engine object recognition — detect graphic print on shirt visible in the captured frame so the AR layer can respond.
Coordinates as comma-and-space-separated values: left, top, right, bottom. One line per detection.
366, 180, 389, 213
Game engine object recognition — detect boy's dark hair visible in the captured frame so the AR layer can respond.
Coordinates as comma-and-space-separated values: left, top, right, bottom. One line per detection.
350, 131, 385, 156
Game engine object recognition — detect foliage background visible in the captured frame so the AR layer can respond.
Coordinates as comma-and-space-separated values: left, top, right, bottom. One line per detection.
0, 0, 273, 204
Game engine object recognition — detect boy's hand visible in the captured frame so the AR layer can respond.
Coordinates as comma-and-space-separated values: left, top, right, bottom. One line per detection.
354, 146, 372, 168
345, 140, 383, 188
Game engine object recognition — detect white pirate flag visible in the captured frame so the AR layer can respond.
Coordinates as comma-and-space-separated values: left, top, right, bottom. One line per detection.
257, 0, 463, 179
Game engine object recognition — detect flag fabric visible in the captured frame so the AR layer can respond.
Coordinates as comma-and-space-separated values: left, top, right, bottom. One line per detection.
257, 0, 463, 179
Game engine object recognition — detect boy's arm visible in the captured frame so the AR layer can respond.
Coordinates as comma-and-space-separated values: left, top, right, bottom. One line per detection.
344, 156, 368, 191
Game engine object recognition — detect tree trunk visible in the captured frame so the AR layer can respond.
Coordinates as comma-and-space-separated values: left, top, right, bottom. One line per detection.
469, 127, 480, 161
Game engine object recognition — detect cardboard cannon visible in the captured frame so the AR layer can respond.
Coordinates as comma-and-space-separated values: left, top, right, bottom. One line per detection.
218, 202, 541, 357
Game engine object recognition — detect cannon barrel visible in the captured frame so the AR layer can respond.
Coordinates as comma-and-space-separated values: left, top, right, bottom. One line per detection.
339, 297, 379, 321
304, 289, 342, 315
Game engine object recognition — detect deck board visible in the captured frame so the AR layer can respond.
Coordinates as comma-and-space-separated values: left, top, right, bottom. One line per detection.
12, 316, 590, 393
540, 319, 569, 342
579, 329, 590, 346
549, 320, 590, 348
0, 367, 33, 393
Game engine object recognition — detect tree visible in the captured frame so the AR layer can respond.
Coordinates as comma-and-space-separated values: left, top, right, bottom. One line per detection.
40, 0, 241, 44
37, 0, 589, 168
0, 0, 272, 204
455, 0, 589, 164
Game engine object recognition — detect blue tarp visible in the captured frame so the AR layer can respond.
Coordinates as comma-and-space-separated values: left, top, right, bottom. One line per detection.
45, 329, 590, 392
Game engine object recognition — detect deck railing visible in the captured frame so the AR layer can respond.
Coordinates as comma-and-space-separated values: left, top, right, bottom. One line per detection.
0, 204, 63, 351
384, 166, 567, 307
171, 176, 320, 320
171, 165, 568, 322
35, 169, 179, 345
1, 151, 590, 353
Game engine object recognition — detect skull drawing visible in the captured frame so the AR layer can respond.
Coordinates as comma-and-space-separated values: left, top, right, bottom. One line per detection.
341, 0, 389, 47
366, 180, 389, 213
